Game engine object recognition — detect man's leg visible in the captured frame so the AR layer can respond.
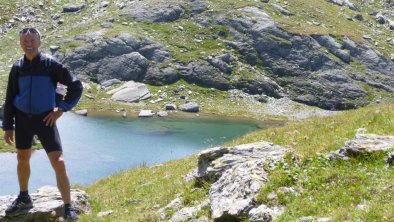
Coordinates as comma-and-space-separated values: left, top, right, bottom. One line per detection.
5, 148, 33, 216
47, 151, 78, 220
47, 151, 71, 204
17, 149, 32, 192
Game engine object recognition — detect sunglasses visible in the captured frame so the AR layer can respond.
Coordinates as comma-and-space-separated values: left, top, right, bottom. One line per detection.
19, 28, 41, 39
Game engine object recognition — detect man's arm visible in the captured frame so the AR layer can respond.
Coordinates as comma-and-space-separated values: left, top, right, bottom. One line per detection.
43, 61, 82, 127
3, 65, 18, 145
53, 62, 83, 112
3, 65, 18, 131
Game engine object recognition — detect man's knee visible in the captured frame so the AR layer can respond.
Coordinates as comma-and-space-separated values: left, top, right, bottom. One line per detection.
17, 150, 31, 163
48, 152, 66, 171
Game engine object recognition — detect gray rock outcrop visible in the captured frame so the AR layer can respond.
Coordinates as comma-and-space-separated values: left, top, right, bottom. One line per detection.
120, 1, 184, 23
328, 129, 394, 160
196, 142, 287, 221
0, 186, 90, 222
108, 81, 151, 103
64, 32, 170, 83
209, 6, 394, 109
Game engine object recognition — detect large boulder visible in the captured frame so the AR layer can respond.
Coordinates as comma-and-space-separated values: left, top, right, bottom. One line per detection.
108, 81, 151, 103
328, 129, 394, 161
63, 4, 85, 13
97, 52, 149, 82
0, 186, 90, 222
196, 142, 287, 221
179, 102, 200, 113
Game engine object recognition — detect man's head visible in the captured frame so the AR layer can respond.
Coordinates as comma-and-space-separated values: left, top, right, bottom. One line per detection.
19, 28, 41, 61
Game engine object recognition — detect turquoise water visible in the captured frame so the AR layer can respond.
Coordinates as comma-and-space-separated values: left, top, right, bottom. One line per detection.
0, 113, 259, 195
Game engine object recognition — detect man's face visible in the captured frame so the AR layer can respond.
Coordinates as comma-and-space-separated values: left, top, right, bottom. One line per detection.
20, 33, 41, 60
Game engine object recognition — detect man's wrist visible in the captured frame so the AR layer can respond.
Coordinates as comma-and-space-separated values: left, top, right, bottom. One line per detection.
57, 107, 66, 112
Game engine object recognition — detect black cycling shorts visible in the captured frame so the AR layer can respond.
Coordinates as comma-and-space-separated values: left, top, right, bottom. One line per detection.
15, 110, 62, 153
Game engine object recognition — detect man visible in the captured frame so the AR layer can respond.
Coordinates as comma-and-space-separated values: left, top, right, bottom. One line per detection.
2, 27, 83, 220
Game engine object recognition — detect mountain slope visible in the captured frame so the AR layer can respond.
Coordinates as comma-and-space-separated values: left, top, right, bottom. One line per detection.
0, 0, 393, 110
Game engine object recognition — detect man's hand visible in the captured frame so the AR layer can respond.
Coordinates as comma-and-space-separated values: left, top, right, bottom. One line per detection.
4, 130, 14, 145
43, 107, 64, 127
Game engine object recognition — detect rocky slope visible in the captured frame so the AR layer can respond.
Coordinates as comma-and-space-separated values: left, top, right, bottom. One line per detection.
0, 0, 393, 111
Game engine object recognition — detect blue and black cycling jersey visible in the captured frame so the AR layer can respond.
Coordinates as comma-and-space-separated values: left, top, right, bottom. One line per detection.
2, 53, 83, 130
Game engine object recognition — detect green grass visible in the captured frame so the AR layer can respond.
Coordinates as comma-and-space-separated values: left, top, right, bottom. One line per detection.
79, 156, 199, 222
227, 104, 394, 157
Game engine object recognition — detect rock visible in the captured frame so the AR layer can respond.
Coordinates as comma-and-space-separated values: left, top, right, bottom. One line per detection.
100, 1, 110, 8
179, 102, 200, 112
63, 4, 85, 13
218, 6, 369, 110
120, 2, 184, 23
139, 110, 154, 117
170, 199, 210, 222
165, 104, 177, 110
157, 111, 168, 117
0, 186, 90, 222
176, 62, 230, 90
144, 67, 179, 86
196, 142, 287, 221
97, 52, 149, 83
325, 0, 343, 6
108, 81, 151, 103
388, 20, 394, 30
272, 4, 292, 16
328, 129, 394, 160
51, 13, 61, 20
157, 197, 183, 220
82, 82, 92, 93
296, 216, 314, 222
207, 54, 234, 74
138, 42, 171, 62
387, 152, 394, 166
97, 210, 113, 217
313, 35, 351, 63
49, 45, 60, 53
354, 14, 364, 21
64, 33, 171, 83
85, 94, 94, 100
375, 13, 386, 24
75, 109, 88, 116
248, 205, 273, 222
101, 79, 121, 88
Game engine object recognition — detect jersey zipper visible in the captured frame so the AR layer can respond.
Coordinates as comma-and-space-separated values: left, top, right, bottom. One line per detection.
29, 75, 32, 114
